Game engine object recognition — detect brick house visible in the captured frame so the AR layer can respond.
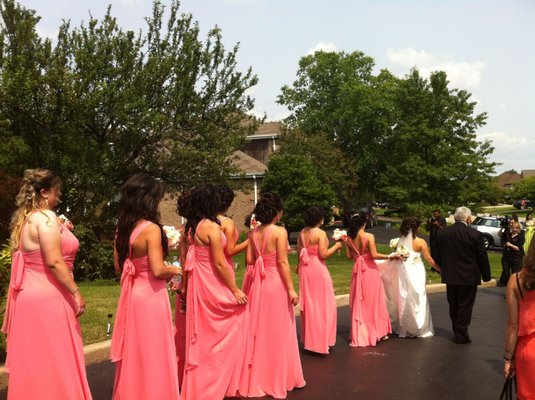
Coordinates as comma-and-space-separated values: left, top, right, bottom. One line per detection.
160, 122, 281, 233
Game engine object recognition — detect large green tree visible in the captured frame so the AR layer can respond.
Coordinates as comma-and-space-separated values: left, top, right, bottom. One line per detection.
0, 0, 258, 229
278, 51, 496, 208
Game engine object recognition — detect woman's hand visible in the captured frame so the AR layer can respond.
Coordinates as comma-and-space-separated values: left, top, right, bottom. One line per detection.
503, 359, 515, 378
288, 289, 299, 306
73, 291, 86, 317
233, 289, 248, 305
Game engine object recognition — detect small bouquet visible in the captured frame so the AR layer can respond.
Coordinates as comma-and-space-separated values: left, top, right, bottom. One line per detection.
250, 214, 261, 230
163, 225, 181, 249
332, 228, 348, 242
397, 245, 410, 261
389, 238, 399, 250
167, 258, 186, 313
58, 214, 74, 231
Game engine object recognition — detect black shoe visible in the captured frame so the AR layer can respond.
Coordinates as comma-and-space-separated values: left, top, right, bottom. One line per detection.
497, 281, 506, 287
453, 337, 472, 344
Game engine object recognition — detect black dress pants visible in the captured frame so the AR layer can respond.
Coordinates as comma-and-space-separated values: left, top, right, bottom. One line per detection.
446, 284, 478, 342
499, 254, 522, 285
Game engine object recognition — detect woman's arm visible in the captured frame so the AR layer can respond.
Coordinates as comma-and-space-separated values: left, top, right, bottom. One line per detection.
504, 274, 520, 377
418, 239, 441, 273
368, 234, 395, 260
37, 210, 86, 316
275, 227, 299, 305
113, 240, 121, 273
146, 224, 181, 279
295, 231, 303, 274
345, 241, 353, 259
205, 222, 247, 304
221, 219, 249, 256
318, 232, 343, 260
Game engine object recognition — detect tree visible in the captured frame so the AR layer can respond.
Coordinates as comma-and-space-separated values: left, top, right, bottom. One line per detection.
261, 154, 336, 232
0, 0, 258, 231
512, 177, 535, 201
278, 51, 496, 208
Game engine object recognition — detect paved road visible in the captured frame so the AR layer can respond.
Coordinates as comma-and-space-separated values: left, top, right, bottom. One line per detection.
0, 286, 507, 399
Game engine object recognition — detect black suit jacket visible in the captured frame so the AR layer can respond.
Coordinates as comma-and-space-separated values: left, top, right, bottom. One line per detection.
435, 221, 491, 285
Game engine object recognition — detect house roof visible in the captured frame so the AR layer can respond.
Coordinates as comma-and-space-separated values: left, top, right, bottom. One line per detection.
521, 170, 535, 178
232, 150, 267, 176
250, 121, 281, 137
496, 171, 521, 188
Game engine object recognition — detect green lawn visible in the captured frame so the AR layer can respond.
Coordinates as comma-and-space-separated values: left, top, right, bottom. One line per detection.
482, 206, 532, 217
78, 244, 504, 346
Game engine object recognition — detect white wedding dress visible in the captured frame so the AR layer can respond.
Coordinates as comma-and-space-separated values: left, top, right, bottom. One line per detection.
379, 232, 434, 338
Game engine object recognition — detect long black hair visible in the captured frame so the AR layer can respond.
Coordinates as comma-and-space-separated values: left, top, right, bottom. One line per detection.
348, 212, 368, 240
116, 173, 168, 268
217, 184, 235, 214
177, 183, 222, 236
252, 192, 283, 224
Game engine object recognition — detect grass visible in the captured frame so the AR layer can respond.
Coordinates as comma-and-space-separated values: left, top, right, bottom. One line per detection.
78, 244, 504, 346
481, 206, 532, 218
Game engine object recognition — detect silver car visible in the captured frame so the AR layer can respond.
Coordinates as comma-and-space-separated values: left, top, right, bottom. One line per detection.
470, 216, 503, 249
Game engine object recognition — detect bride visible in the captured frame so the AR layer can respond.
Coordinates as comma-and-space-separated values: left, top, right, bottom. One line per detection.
381, 217, 441, 338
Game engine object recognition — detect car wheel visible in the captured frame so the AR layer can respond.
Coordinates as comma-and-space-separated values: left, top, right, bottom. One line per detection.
482, 235, 492, 249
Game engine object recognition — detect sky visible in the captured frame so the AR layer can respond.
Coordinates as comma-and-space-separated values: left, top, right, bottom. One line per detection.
21, 0, 535, 174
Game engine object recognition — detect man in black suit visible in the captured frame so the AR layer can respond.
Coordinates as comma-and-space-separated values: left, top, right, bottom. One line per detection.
435, 206, 491, 344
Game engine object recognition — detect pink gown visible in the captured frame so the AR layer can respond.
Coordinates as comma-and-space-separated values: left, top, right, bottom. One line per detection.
516, 284, 535, 399
110, 221, 180, 400
347, 236, 391, 347
2, 224, 92, 400
181, 219, 246, 400
298, 229, 337, 354
239, 225, 306, 399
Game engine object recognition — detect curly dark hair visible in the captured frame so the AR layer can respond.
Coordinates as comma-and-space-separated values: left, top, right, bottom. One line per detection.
177, 184, 221, 235
253, 192, 283, 224
116, 173, 168, 269
522, 239, 535, 291
348, 212, 368, 240
400, 216, 421, 237
304, 206, 325, 227
217, 184, 235, 213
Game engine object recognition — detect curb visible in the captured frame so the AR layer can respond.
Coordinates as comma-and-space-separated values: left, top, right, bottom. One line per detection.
0, 279, 499, 389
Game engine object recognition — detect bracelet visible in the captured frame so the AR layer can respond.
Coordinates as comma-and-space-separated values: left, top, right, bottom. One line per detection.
504, 355, 513, 362
71, 287, 80, 295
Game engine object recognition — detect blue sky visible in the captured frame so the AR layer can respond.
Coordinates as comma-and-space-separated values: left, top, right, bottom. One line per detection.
22, 0, 535, 174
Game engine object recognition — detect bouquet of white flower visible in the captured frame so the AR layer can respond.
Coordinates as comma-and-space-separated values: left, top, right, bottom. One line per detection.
163, 225, 181, 249
389, 238, 399, 250
58, 214, 74, 231
332, 228, 348, 242
397, 245, 410, 260
249, 214, 261, 230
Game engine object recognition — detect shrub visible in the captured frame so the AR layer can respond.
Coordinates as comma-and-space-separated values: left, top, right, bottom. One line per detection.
73, 224, 115, 281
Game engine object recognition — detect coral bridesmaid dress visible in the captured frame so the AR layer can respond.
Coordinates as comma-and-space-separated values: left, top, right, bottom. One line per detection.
110, 221, 180, 400
181, 219, 246, 400
347, 236, 391, 347
515, 275, 535, 400
298, 229, 337, 354
239, 225, 306, 399
2, 224, 92, 400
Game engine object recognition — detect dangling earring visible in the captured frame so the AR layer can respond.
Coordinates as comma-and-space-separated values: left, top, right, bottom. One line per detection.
45, 197, 49, 207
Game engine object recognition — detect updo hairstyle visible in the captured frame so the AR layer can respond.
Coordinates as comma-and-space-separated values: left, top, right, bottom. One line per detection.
10, 169, 62, 250
348, 212, 368, 240
400, 216, 421, 237
303, 206, 325, 227
252, 192, 283, 224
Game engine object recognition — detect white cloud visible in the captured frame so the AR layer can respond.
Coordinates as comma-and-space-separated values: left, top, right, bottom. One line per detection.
307, 42, 338, 56
35, 23, 58, 40
478, 131, 532, 147
478, 131, 535, 172
386, 47, 485, 90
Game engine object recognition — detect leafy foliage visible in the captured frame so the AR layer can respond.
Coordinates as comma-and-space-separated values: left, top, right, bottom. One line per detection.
72, 224, 115, 281
512, 176, 535, 200
261, 154, 336, 231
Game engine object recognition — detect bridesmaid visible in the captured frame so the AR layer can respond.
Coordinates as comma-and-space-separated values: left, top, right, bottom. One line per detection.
2, 169, 92, 399
297, 206, 342, 354
110, 173, 181, 400
345, 212, 395, 347
239, 192, 306, 399
177, 184, 247, 400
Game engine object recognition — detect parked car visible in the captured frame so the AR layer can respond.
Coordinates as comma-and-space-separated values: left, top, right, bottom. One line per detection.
513, 199, 535, 210
342, 205, 378, 228
470, 215, 512, 249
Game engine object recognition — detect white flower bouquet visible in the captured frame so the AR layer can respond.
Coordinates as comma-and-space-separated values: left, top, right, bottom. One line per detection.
163, 225, 181, 249
389, 238, 399, 250
58, 214, 74, 231
332, 228, 348, 242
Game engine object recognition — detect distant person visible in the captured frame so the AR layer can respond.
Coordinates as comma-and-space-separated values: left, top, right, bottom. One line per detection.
498, 220, 525, 287
2, 169, 92, 399
504, 239, 535, 399
435, 206, 491, 344
426, 209, 447, 261
345, 212, 395, 347
296, 206, 342, 354
524, 214, 534, 255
